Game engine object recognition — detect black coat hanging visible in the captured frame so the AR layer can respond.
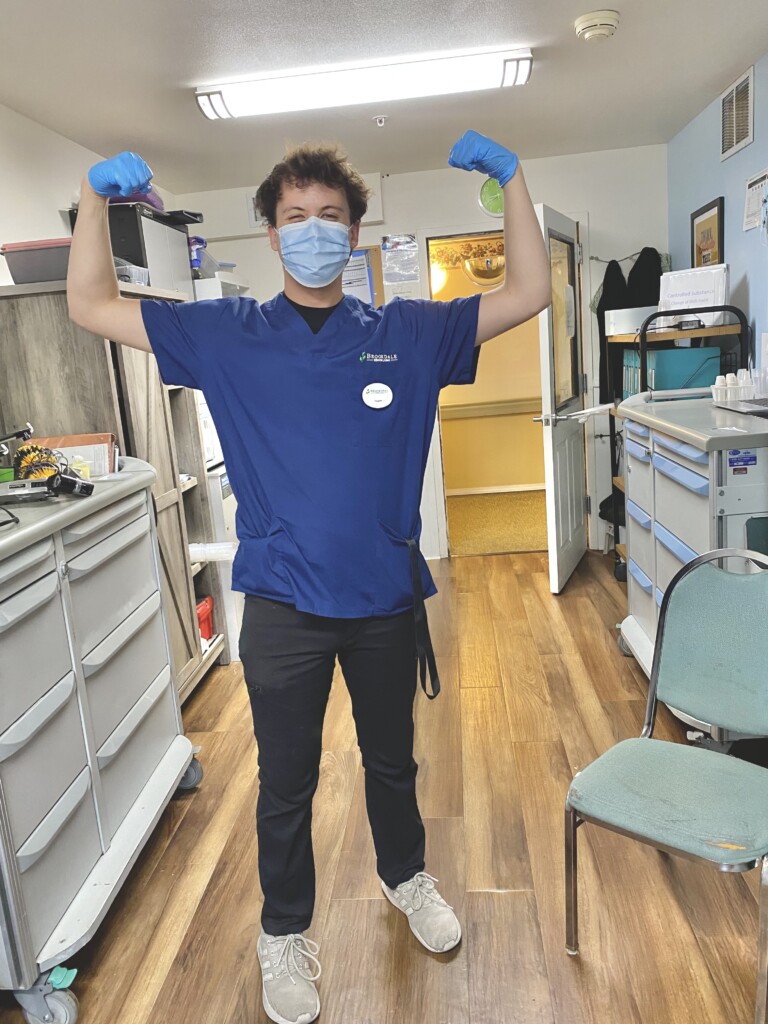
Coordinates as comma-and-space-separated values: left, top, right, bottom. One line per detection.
626, 246, 662, 307
596, 260, 630, 403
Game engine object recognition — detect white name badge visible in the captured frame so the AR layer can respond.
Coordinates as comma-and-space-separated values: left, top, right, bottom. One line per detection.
362, 383, 393, 409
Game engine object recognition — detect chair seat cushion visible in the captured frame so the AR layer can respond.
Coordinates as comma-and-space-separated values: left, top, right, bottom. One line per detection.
567, 738, 768, 866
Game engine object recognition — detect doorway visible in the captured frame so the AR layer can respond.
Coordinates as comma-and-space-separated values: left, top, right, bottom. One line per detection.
427, 231, 547, 556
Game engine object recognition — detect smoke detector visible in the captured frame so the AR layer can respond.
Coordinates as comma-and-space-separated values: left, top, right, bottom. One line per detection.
575, 10, 620, 41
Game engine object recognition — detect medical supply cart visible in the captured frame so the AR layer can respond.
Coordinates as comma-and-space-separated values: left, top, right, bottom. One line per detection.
0, 457, 197, 1023
618, 392, 768, 740
606, 305, 749, 575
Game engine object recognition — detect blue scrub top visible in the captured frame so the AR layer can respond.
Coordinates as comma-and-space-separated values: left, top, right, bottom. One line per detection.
141, 291, 481, 619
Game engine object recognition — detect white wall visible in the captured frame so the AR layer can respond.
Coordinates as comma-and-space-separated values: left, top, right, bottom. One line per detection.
180, 143, 668, 556
0, 103, 176, 286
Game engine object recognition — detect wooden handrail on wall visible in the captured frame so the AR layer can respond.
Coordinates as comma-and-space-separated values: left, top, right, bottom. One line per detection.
440, 398, 542, 420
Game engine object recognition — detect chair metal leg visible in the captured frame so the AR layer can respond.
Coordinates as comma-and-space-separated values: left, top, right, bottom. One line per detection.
756, 857, 768, 1024
565, 803, 580, 956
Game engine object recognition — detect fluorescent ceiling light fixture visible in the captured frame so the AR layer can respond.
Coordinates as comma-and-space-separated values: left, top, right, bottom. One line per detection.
195, 46, 533, 119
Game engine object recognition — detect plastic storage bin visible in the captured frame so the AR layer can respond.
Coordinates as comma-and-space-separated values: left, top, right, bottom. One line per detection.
0, 238, 71, 284
196, 596, 214, 640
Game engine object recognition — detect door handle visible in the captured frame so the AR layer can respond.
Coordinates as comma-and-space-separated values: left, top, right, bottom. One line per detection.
532, 414, 567, 426
534, 403, 613, 427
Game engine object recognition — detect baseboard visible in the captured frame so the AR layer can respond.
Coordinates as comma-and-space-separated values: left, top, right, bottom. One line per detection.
446, 484, 546, 496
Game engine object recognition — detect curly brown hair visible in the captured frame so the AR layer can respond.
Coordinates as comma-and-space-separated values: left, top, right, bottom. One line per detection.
254, 143, 371, 227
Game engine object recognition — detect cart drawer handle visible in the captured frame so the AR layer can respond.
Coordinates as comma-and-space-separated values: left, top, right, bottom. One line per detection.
61, 491, 146, 544
0, 673, 76, 763
0, 572, 59, 634
652, 453, 709, 496
16, 769, 91, 874
626, 421, 650, 439
628, 559, 653, 594
626, 439, 651, 463
66, 515, 150, 581
656, 588, 664, 608
626, 500, 652, 530
0, 539, 54, 590
654, 433, 709, 465
654, 521, 699, 565
96, 664, 171, 769
82, 591, 162, 678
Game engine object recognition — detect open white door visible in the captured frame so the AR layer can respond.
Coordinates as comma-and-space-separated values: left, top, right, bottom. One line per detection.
535, 205, 588, 593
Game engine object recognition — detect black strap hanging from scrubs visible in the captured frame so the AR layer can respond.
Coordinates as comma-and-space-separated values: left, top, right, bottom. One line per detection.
406, 538, 440, 699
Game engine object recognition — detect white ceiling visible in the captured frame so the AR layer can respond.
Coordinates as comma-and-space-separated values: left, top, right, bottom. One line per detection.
2, 0, 767, 194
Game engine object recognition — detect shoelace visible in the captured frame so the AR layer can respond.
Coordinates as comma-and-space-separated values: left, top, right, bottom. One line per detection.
267, 934, 322, 985
397, 872, 453, 912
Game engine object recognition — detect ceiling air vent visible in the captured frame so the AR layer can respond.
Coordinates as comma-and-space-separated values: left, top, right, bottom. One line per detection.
720, 67, 753, 161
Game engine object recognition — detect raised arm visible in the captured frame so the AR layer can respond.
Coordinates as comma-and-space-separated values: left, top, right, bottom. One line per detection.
448, 130, 551, 346
67, 152, 154, 351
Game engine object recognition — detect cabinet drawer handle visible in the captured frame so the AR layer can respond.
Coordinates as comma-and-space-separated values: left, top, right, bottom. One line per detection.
654, 434, 709, 465
626, 500, 652, 530
652, 453, 709, 496
16, 769, 91, 874
61, 491, 146, 544
0, 572, 59, 634
626, 439, 651, 463
0, 539, 54, 590
654, 521, 699, 565
628, 559, 653, 594
0, 673, 76, 763
656, 588, 664, 608
66, 515, 150, 581
82, 592, 162, 678
97, 665, 171, 769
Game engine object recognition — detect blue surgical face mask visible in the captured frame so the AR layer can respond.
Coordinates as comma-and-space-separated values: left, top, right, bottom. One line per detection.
277, 216, 352, 288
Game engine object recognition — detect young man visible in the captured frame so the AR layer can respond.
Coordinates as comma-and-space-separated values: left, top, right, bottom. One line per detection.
68, 131, 550, 1024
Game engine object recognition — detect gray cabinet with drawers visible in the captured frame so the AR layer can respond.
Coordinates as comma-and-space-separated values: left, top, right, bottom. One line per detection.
0, 457, 194, 1021
618, 394, 768, 738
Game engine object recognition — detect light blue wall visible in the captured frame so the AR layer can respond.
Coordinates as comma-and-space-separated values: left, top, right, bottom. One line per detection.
669, 52, 768, 360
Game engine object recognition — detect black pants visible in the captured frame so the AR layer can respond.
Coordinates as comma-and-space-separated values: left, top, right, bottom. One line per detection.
239, 596, 426, 936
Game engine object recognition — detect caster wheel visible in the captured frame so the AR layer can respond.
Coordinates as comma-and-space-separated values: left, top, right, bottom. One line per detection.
176, 756, 204, 792
617, 633, 632, 657
22, 990, 79, 1024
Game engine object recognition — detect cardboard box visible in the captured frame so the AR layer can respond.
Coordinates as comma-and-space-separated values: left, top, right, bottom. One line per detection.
35, 433, 118, 478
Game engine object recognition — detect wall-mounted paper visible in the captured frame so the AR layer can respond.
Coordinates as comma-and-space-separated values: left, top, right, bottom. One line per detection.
382, 234, 420, 284
743, 168, 768, 231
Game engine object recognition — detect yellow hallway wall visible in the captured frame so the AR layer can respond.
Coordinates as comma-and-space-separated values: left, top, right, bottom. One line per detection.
430, 233, 544, 491
441, 413, 545, 492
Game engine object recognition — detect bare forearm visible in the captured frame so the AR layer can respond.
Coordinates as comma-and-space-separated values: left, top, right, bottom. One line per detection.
67, 179, 119, 320
501, 167, 550, 313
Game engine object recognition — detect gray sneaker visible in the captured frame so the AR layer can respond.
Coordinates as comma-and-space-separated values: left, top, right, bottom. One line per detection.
382, 872, 462, 953
257, 931, 321, 1024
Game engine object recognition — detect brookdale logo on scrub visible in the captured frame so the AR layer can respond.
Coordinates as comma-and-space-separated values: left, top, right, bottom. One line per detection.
360, 352, 399, 362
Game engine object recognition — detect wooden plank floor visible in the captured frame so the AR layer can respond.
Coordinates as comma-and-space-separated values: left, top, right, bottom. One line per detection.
0, 552, 762, 1023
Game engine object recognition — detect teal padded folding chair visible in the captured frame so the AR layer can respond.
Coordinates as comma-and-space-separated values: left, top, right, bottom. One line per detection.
564, 548, 768, 1024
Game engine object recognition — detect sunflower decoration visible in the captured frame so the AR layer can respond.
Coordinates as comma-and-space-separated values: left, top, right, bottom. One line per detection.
13, 444, 61, 480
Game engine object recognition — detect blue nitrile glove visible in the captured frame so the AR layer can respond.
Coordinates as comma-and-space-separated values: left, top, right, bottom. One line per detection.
448, 130, 519, 187
87, 151, 153, 198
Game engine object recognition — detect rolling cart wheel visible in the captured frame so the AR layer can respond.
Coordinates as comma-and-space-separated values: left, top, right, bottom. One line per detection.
176, 756, 204, 793
21, 989, 79, 1024
617, 633, 632, 657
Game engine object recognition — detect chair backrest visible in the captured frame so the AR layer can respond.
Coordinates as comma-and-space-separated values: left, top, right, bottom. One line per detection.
648, 548, 768, 736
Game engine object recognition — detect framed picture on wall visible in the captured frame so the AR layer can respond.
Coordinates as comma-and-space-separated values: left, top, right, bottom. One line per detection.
690, 197, 724, 267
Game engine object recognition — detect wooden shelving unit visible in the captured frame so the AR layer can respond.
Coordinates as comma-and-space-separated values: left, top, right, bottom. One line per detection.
168, 387, 232, 674
606, 323, 742, 345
